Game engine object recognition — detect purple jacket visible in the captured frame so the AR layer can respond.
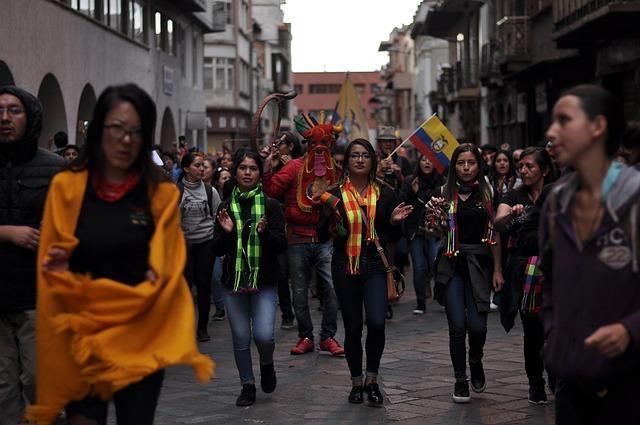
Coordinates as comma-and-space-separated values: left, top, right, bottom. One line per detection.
539, 165, 640, 389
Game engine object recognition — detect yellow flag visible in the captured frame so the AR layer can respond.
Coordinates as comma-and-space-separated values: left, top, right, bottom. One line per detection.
333, 75, 369, 142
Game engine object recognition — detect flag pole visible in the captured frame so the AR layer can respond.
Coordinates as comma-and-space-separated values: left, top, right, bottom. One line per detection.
385, 113, 437, 159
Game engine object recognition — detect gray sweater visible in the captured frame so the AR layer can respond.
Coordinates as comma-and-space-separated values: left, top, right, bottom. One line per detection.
179, 180, 220, 243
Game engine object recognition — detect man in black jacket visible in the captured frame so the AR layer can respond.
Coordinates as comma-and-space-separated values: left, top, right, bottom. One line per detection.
0, 86, 66, 424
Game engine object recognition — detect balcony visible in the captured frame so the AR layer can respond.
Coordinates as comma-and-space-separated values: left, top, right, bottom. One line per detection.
480, 39, 502, 86
496, 16, 531, 65
552, 0, 640, 48
178, 0, 207, 13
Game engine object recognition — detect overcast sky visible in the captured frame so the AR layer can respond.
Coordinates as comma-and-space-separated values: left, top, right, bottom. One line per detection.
281, 0, 421, 72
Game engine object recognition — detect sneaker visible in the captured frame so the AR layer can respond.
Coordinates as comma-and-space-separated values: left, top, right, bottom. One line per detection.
280, 317, 295, 330
490, 302, 499, 311
528, 384, 549, 405
290, 337, 315, 355
453, 381, 471, 403
260, 363, 277, 394
197, 329, 211, 342
212, 310, 226, 321
364, 382, 384, 407
469, 359, 486, 393
236, 384, 256, 406
348, 385, 364, 404
319, 337, 345, 356
413, 303, 426, 315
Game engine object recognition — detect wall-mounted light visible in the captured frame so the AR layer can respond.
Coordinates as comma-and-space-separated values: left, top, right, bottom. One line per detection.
456, 33, 464, 42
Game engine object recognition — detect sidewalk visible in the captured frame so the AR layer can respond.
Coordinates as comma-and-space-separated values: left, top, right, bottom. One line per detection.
130, 280, 555, 424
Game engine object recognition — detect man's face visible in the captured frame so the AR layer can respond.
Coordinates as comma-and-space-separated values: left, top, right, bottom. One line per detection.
378, 138, 396, 155
0, 94, 27, 143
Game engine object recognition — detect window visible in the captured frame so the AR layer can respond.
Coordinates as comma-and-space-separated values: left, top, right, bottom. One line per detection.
154, 11, 162, 49
72, 0, 96, 17
204, 58, 214, 90
192, 33, 199, 86
127, 0, 145, 44
355, 84, 365, 95
167, 19, 175, 55
309, 84, 341, 94
239, 60, 250, 95
294, 84, 303, 94
103, 0, 122, 31
239, 0, 249, 32
207, 57, 234, 92
219, 116, 227, 128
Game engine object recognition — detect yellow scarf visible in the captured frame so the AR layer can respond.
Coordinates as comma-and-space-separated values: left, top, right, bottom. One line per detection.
27, 170, 214, 424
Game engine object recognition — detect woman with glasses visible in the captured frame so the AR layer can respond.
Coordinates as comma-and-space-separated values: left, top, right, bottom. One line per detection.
213, 150, 286, 407
433, 143, 504, 404
29, 84, 212, 425
178, 151, 221, 342
494, 147, 556, 405
317, 139, 413, 407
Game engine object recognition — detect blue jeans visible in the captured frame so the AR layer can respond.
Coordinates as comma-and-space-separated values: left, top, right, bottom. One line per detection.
210, 257, 225, 312
408, 235, 440, 305
444, 271, 488, 380
333, 248, 387, 379
224, 287, 277, 385
288, 241, 338, 341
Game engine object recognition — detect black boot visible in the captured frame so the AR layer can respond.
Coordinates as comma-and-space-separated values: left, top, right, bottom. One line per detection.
236, 384, 256, 406
364, 382, 383, 408
469, 359, 486, 393
260, 363, 277, 394
348, 385, 364, 404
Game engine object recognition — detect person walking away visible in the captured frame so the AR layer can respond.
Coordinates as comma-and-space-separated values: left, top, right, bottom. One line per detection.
178, 151, 221, 342
494, 147, 556, 405
27, 84, 212, 425
317, 139, 412, 407
433, 143, 505, 403
541, 84, 640, 424
213, 150, 286, 406
399, 154, 445, 314
0, 86, 66, 425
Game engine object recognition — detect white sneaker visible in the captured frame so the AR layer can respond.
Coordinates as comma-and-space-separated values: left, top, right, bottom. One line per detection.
412, 308, 425, 315
490, 302, 498, 311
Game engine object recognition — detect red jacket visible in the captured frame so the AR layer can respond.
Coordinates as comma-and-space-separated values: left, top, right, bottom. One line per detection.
262, 158, 320, 238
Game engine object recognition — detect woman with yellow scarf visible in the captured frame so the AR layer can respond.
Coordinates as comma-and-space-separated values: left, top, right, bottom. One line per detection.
27, 84, 213, 425
317, 139, 412, 407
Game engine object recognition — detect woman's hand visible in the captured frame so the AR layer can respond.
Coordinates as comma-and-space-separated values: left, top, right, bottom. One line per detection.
217, 208, 234, 233
411, 177, 419, 194
492, 269, 504, 292
391, 202, 414, 225
511, 204, 525, 217
145, 269, 158, 282
43, 248, 69, 272
256, 216, 267, 234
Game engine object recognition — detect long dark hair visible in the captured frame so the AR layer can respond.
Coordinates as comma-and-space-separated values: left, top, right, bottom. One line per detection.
73, 84, 164, 188
443, 143, 491, 202
489, 149, 517, 186
560, 84, 625, 157
232, 149, 264, 179
341, 139, 378, 184
413, 154, 444, 188
519, 146, 557, 187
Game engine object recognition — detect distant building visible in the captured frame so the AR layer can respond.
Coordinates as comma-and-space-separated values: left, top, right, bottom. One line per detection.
0, 0, 219, 150
293, 71, 383, 140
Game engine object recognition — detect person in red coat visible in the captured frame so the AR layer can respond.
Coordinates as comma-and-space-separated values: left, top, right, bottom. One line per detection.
262, 113, 345, 356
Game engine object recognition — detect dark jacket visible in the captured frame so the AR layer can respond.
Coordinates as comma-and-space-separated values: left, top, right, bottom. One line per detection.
0, 86, 66, 312
212, 194, 286, 290
317, 183, 402, 259
399, 172, 444, 238
539, 166, 640, 389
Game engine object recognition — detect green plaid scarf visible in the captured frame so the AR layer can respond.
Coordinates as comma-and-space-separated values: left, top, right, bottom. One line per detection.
229, 184, 265, 293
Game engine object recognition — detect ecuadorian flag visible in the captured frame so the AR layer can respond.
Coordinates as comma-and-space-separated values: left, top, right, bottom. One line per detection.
407, 114, 459, 174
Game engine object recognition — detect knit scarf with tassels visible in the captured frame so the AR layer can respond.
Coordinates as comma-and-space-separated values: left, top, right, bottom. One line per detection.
341, 179, 378, 274
445, 180, 496, 257
229, 184, 265, 293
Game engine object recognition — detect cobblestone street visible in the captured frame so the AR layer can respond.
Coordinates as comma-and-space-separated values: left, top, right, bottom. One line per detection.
133, 276, 556, 425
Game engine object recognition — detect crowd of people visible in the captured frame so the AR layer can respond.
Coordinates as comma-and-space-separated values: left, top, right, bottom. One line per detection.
0, 81, 638, 425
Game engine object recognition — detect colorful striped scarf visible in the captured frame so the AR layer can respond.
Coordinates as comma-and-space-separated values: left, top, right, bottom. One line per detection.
445, 181, 496, 257
229, 184, 265, 293
341, 179, 378, 274
521, 256, 543, 313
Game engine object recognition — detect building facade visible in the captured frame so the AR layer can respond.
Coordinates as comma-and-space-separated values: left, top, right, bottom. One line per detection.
0, 0, 218, 150
293, 71, 383, 140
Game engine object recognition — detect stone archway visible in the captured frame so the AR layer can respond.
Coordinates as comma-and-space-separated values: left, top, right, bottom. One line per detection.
0, 61, 15, 86
76, 84, 96, 148
159, 107, 176, 151
37, 73, 68, 147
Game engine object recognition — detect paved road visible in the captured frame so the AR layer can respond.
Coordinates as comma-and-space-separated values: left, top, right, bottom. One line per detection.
113, 279, 556, 424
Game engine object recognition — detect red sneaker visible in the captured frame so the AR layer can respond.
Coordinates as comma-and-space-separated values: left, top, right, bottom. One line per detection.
290, 337, 315, 355
319, 337, 345, 356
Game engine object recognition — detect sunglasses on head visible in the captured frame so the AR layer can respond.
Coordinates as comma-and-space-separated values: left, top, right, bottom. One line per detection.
216, 166, 229, 172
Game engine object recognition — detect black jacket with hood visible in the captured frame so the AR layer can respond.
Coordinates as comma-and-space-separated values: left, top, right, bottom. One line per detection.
0, 86, 66, 312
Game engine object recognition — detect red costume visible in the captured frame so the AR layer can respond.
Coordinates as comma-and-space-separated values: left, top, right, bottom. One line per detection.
263, 114, 342, 241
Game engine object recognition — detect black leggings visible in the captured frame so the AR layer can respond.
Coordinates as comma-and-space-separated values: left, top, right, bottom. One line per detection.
520, 311, 546, 387
185, 239, 215, 331
332, 254, 387, 379
65, 370, 164, 425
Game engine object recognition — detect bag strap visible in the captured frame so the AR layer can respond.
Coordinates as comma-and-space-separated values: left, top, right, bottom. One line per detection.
359, 205, 393, 270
